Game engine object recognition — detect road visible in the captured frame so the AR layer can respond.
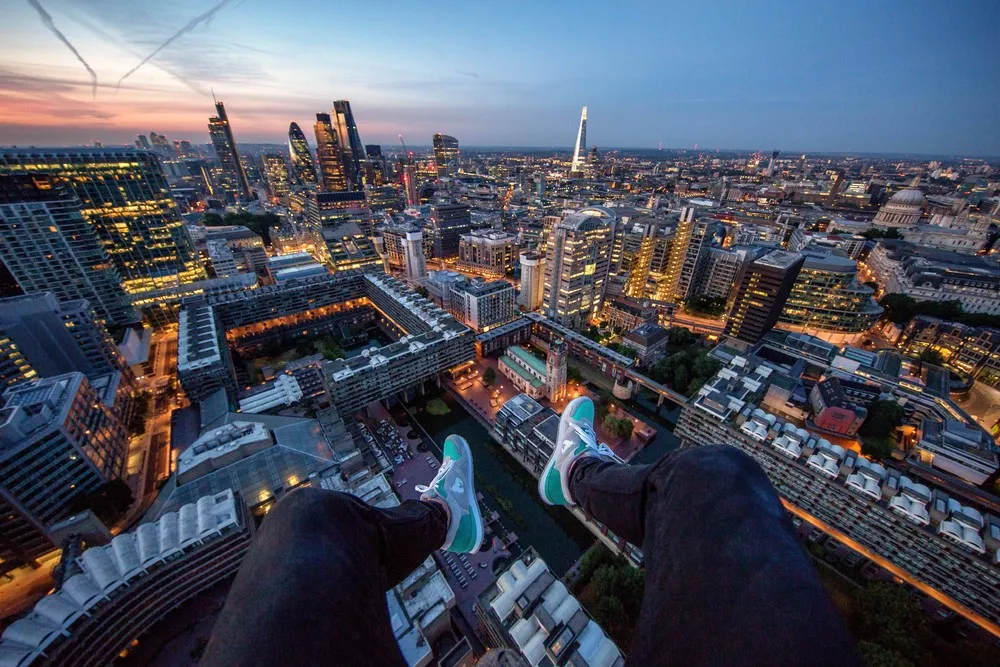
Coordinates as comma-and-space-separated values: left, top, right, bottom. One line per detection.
0, 551, 62, 624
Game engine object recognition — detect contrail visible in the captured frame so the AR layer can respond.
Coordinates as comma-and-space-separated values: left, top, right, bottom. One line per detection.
115, 0, 234, 92
26, 0, 98, 99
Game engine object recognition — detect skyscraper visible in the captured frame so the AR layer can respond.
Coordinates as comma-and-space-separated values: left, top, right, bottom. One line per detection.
429, 203, 473, 259
570, 106, 588, 176
0, 147, 205, 301
288, 121, 318, 186
332, 100, 366, 189
724, 249, 805, 344
314, 113, 349, 192
261, 153, 291, 202
207, 100, 251, 202
543, 207, 616, 329
432, 133, 460, 177
403, 230, 428, 283
662, 207, 710, 302
0, 174, 135, 324
519, 252, 544, 311
402, 163, 418, 206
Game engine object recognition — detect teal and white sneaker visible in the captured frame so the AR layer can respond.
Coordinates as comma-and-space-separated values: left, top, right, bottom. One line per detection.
417, 435, 484, 553
539, 396, 611, 506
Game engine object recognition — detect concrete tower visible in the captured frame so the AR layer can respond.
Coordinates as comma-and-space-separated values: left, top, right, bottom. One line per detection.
546, 339, 568, 403
403, 230, 427, 283
519, 252, 544, 311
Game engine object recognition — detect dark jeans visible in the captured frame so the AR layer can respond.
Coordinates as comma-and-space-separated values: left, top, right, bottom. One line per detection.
202, 446, 860, 666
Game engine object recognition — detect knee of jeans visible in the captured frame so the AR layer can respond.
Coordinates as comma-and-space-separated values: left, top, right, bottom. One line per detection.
270, 486, 354, 524
662, 445, 769, 490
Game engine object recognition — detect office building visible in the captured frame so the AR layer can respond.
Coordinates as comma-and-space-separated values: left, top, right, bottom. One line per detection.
676, 355, 1000, 630
433, 133, 460, 176
693, 246, 759, 303
261, 153, 291, 202
476, 548, 624, 666
207, 101, 251, 202
724, 250, 805, 344
207, 240, 240, 278
0, 147, 205, 305
602, 296, 657, 332
897, 316, 1000, 386
402, 229, 428, 282
332, 100, 366, 189
303, 190, 368, 233
314, 112, 349, 192
365, 184, 403, 214
621, 323, 669, 365
177, 299, 237, 405
778, 252, 883, 337
570, 106, 588, 177
0, 293, 130, 395
449, 279, 516, 333
288, 121, 318, 186
319, 221, 382, 273
402, 163, 419, 206
542, 207, 616, 330
0, 174, 135, 325
872, 188, 925, 228
458, 229, 517, 278
662, 207, 710, 302
429, 203, 473, 259
0, 372, 130, 563
0, 489, 252, 667
519, 252, 545, 311
865, 240, 1000, 315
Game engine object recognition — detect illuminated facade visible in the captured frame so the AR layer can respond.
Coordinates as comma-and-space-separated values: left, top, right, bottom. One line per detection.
288, 121, 318, 186
261, 153, 291, 202
457, 229, 516, 277
320, 221, 383, 273
661, 207, 710, 302
542, 207, 616, 330
0, 174, 135, 324
314, 112, 350, 192
724, 250, 804, 344
332, 100, 367, 189
570, 106, 588, 176
778, 252, 883, 334
207, 101, 252, 201
0, 147, 206, 304
432, 133, 460, 177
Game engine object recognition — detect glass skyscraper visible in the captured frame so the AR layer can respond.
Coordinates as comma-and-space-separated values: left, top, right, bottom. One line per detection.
0, 147, 205, 301
208, 100, 252, 201
288, 121, 318, 186
432, 133, 460, 176
332, 100, 366, 189
314, 112, 349, 192
0, 174, 135, 324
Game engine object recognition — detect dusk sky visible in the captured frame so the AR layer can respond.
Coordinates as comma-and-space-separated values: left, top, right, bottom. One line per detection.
2, 0, 998, 155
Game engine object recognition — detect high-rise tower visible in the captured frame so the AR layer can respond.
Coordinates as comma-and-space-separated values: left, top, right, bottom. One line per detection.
570, 106, 588, 176
207, 100, 251, 201
724, 250, 805, 344
661, 207, 710, 302
543, 207, 616, 330
519, 252, 544, 311
332, 100, 366, 189
314, 113, 349, 192
0, 147, 205, 303
288, 122, 318, 186
433, 134, 460, 177
0, 174, 135, 324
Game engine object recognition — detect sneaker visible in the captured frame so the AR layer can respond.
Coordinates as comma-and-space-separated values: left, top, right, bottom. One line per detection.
417, 435, 484, 553
539, 396, 609, 506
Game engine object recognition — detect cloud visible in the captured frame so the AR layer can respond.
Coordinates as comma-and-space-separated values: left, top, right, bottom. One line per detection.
25, 0, 98, 98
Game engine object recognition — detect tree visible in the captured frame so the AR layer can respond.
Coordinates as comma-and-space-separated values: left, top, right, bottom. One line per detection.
859, 400, 904, 460
667, 326, 696, 348
854, 583, 927, 666
567, 366, 583, 384
317, 336, 345, 360
128, 390, 152, 436
860, 227, 904, 241
878, 293, 917, 324
918, 348, 944, 366
425, 398, 450, 416
482, 367, 496, 386
602, 414, 634, 440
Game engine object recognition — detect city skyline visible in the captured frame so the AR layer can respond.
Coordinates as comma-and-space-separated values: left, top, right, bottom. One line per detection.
2, 0, 998, 155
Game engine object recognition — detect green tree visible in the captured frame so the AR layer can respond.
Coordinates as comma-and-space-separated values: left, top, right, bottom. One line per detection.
482, 367, 497, 386
854, 583, 927, 666
878, 294, 917, 324
667, 326, 696, 348
567, 366, 583, 384
860, 227, 904, 241
859, 400, 904, 460
128, 390, 152, 436
425, 398, 450, 416
602, 414, 634, 440
858, 641, 914, 667
918, 348, 944, 366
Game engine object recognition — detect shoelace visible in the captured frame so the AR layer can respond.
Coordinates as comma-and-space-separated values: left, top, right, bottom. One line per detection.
415, 458, 454, 495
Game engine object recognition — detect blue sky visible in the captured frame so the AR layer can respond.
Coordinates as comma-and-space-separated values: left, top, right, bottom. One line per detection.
2, 0, 998, 154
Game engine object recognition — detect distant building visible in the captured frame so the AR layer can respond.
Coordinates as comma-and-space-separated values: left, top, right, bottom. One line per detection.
320, 221, 382, 273
0, 174, 135, 325
621, 323, 669, 365
177, 299, 237, 405
458, 229, 517, 277
570, 106, 588, 177
693, 246, 760, 303
809, 377, 867, 436
207, 101, 252, 202
261, 153, 291, 202
543, 207, 616, 330
314, 112, 350, 192
724, 250, 805, 344
332, 100, 367, 190
519, 252, 545, 311
872, 188, 925, 228
432, 133, 460, 177
603, 296, 656, 333
778, 252, 883, 338
288, 121, 318, 186
0, 489, 252, 667
429, 203, 473, 259
662, 207, 711, 303
476, 548, 624, 667
402, 229, 428, 283
0, 373, 130, 564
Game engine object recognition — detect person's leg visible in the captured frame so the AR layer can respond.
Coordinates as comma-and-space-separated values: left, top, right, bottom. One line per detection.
570, 448, 861, 667
200, 487, 447, 667
201, 434, 484, 667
